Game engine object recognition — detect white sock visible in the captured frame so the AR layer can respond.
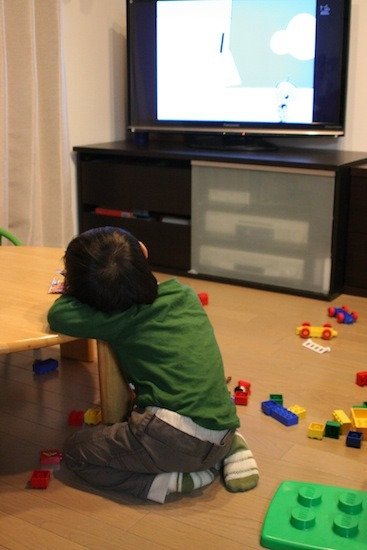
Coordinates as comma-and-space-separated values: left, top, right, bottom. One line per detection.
147, 472, 175, 504
168, 469, 216, 494
223, 432, 259, 492
147, 469, 217, 504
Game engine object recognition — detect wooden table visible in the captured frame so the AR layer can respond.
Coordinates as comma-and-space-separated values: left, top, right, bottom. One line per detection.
0, 246, 131, 422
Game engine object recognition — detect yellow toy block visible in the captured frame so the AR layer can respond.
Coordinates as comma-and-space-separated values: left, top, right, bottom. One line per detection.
350, 407, 367, 436
84, 408, 102, 425
288, 405, 306, 420
332, 409, 351, 434
307, 422, 325, 439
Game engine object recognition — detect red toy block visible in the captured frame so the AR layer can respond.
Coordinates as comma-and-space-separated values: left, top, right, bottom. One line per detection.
356, 371, 367, 387
237, 380, 251, 395
40, 449, 62, 466
30, 469, 50, 489
198, 292, 208, 306
234, 391, 249, 406
68, 410, 84, 426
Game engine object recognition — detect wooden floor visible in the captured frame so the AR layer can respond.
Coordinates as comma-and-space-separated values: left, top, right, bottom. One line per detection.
1, 273, 367, 549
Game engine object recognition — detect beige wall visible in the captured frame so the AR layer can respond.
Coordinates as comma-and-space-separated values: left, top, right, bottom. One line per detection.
62, 0, 126, 146
61, 0, 367, 231
61, 0, 125, 232
344, 0, 367, 152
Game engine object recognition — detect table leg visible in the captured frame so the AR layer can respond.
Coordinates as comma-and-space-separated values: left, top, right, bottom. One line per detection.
60, 339, 96, 362
97, 340, 133, 424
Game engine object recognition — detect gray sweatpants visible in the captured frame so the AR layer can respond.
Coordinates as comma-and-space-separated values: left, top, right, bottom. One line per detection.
64, 407, 235, 500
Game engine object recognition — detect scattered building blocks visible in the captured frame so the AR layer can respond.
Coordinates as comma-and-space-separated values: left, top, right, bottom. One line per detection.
261, 401, 298, 427
40, 449, 62, 466
302, 338, 331, 354
237, 380, 251, 394
197, 292, 208, 306
324, 420, 341, 439
32, 358, 58, 375
288, 405, 306, 420
296, 322, 337, 340
30, 470, 50, 489
271, 406, 299, 427
84, 408, 102, 425
346, 430, 363, 449
307, 422, 325, 440
328, 305, 358, 324
350, 407, 367, 436
269, 394, 283, 405
234, 391, 248, 405
332, 409, 351, 435
261, 480, 367, 550
261, 400, 278, 416
233, 380, 251, 406
68, 410, 84, 426
356, 371, 367, 386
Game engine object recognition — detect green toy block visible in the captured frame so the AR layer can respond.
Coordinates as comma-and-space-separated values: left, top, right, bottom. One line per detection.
261, 480, 367, 550
270, 394, 283, 405
324, 420, 341, 439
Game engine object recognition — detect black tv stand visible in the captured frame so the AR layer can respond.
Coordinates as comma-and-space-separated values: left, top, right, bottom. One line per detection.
184, 133, 278, 152
73, 140, 367, 299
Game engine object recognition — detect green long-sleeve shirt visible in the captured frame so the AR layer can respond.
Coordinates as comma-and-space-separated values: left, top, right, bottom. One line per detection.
48, 278, 239, 431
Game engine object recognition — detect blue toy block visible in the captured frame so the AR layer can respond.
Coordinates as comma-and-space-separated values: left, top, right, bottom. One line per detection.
261, 480, 367, 550
262, 400, 299, 427
261, 400, 278, 415
346, 430, 363, 449
270, 404, 299, 427
32, 358, 58, 375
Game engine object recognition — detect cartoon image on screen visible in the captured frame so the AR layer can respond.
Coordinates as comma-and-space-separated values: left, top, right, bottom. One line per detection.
156, 0, 317, 124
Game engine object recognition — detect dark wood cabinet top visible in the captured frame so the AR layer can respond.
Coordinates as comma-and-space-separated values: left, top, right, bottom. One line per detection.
351, 163, 367, 176
74, 140, 367, 172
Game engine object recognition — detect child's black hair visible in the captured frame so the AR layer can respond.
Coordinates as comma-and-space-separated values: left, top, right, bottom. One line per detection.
63, 227, 158, 312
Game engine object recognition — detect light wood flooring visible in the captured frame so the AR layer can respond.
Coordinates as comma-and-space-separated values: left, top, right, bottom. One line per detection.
1, 273, 367, 549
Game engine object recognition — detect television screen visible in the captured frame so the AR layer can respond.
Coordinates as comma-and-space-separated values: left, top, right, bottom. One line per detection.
127, 0, 351, 142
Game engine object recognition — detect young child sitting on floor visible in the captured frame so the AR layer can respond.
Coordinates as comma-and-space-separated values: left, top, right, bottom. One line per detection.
47, 227, 259, 503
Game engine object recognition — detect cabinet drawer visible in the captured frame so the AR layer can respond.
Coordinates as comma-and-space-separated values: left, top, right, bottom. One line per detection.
82, 213, 191, 271
81, 159, 191, 216
349, 176, 367, 233
192, 162, 335, 295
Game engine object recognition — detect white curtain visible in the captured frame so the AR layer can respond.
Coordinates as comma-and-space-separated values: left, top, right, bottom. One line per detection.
0, 0, 73, 246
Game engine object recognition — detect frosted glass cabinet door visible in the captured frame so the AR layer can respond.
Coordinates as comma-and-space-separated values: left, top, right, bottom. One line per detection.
191, 161, 335, 295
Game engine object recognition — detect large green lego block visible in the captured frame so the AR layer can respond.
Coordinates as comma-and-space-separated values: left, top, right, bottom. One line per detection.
261, 480, 367, 550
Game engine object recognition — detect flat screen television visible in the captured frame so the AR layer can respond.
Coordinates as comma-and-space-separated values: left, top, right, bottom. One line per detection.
127, 0, 351, 150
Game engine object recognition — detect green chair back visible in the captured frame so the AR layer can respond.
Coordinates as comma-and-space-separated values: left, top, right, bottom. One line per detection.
0, 228, 23, 246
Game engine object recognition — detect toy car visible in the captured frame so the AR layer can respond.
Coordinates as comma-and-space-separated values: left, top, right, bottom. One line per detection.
296, 322, 337, 340
327, 305, 358, 324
